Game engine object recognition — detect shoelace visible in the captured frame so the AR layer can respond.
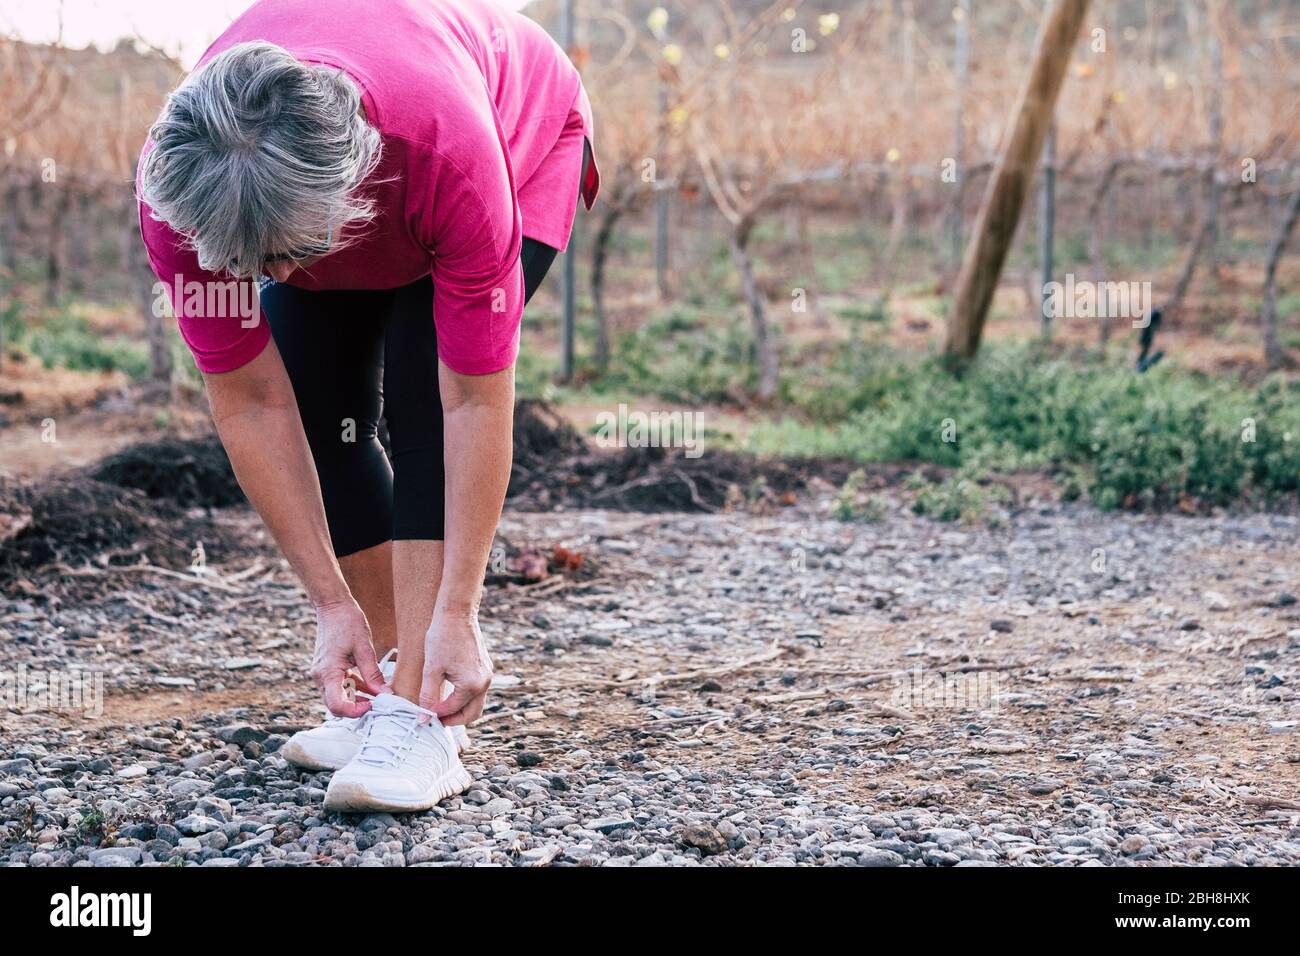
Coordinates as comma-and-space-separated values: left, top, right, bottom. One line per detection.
352, 691, 442, 769
324, 649, 400, 726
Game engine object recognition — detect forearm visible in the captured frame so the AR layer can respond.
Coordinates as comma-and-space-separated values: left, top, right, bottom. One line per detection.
205, 349, 352, 609
436, 361, 514, 615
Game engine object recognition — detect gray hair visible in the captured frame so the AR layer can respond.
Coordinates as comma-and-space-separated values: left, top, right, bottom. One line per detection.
139, 41, 383, 278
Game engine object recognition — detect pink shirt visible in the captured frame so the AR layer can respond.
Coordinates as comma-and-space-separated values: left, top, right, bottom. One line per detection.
138, 0, 599, 375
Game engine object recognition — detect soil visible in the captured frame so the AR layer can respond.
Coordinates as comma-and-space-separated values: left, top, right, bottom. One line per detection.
1, 398, 1298, 866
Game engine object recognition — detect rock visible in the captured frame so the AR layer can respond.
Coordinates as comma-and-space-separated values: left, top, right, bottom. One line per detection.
519, 844, 562, 865
176, 815, 223, 836
168, 779, 211, 799
857, 849, 905, 867
925, 849, 962, 866
1203, 590, 1231, 611
990, 619, 1014, 633
89, 846, 143, 866
590, 816, 634, 834
1027, 778, 1064, 796
216, 725, 268, 746
678, 822, 728, 856
115, 765, 149, 780
1120, 835, 1149, 855
922, 828, 973, 847
181, 751, 216, 772
155, 676, 196, 688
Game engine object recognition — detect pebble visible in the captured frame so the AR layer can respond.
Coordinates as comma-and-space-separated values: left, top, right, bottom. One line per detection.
4, 501, 1297, 869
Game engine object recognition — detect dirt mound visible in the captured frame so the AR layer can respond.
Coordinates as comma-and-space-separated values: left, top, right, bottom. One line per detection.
0, 402, 852, 588
507, 404, 857, 513
88, 436, 245, 508
0, 475, 236, 583
509, 399, 588, 490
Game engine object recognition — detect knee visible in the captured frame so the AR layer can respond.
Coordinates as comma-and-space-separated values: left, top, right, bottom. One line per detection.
302, 412, 382, 464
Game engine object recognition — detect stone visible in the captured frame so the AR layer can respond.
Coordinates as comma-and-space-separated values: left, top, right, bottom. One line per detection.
678, 822, 728, 856
89, 846, 143, 866
176, 815, 223, 836
590, 816, 634, 834
216, 725, 268, 746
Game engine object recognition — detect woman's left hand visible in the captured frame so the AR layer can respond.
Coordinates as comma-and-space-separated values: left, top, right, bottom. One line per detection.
418, 607, 493, 726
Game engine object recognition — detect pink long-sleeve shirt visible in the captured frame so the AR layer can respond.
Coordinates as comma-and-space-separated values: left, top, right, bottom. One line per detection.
138, 0, 599, 376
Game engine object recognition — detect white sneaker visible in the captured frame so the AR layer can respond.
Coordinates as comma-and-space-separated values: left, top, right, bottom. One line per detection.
323, 692, 472, 813
282, 650, 472, 770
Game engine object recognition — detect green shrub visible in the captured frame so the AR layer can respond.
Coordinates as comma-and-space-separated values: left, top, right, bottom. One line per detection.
19, 309, 149, 379
749, 344, 1300, 510
833, 468, 887, 522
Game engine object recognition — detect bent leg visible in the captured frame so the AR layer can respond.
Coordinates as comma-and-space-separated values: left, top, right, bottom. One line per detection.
380, 238, 566, 702
375, 277, 445, 700
262, 282, 398, 653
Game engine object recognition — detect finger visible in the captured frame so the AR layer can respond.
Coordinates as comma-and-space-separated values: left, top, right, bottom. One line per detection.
352, 643, 387, 695
464, 688, 488, 724
436, 690, 484, 728
441, 694, 487, 728
418, 669, 448, 714
433, 684, 479, 724
322, 671, 370, 719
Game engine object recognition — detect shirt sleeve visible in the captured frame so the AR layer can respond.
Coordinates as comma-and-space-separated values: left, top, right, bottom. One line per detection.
409, 117, 525, 376
138, 200, 269, 375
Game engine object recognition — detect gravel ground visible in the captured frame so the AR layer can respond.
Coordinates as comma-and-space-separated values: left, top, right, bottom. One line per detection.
2, 495, 1299, 867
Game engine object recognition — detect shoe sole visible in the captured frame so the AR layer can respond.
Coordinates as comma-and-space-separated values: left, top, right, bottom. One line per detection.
323, 763, 473, 814
283, 731, 468, 772
280, 740, 350, 772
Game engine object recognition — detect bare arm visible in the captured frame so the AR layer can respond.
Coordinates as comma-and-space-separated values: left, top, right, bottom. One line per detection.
204, 341, 383, 715
417, 358, 511, 723
435, 359, 514, 614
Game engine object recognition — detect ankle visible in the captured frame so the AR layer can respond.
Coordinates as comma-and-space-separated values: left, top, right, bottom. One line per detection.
387, 664, 422, 704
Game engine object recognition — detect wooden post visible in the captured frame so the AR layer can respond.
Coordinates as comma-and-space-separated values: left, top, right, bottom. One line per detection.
943, 0, 1091, 365
951, 0, 971, 270
654, 83, 670, 301
1039, 121, 1057, 336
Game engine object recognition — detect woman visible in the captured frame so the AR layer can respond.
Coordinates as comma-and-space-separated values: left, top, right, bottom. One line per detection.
137, 0, 598, 812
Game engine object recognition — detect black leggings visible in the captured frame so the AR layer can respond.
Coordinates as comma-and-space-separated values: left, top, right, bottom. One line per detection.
261, 239, 558, 557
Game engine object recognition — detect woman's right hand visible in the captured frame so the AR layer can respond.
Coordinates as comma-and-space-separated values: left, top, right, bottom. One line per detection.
311, 600, 387, 717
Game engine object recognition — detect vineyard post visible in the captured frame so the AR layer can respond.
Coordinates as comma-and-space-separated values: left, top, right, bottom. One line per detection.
654, 83, 670, 301
1163, 0, 1224, 321
951, 0, 971, 271
1039, 120, 1057, 337
943, 0, 1091, 366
